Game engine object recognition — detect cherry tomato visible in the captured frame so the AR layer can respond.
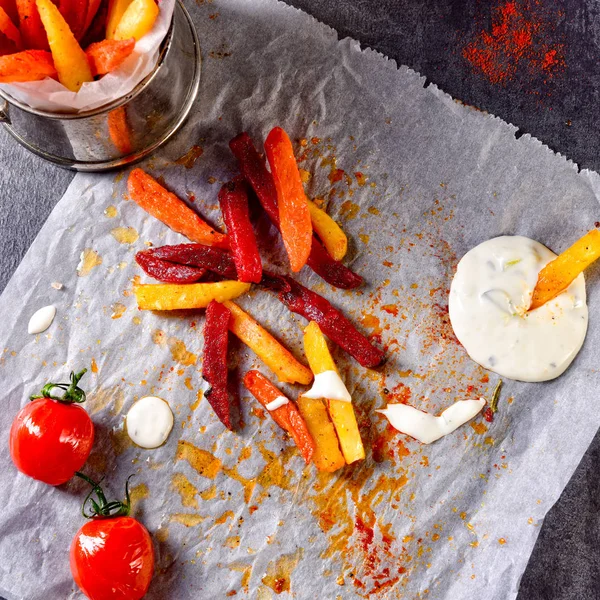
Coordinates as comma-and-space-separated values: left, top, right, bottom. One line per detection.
10, 397, 94, 485
9, 369, 94, 486
70, 516, 155, 600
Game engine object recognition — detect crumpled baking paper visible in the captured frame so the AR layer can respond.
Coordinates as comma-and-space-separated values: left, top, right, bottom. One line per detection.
0, 0, 175, 113
1, 1, 600, 599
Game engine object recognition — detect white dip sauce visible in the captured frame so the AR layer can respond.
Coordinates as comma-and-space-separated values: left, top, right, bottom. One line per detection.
126, 396, 174, 449
301, 370, 352, 403
449, 236, 588, 382
265, 396, 290, 411
28, 305, 56, 334
378, 399, 486, 444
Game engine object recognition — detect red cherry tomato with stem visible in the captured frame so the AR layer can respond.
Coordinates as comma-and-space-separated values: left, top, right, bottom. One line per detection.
9, 369, 94, 486
71, 473, 155, 600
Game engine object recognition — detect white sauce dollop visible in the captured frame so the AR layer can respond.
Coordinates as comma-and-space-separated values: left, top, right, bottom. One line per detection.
301, 370, 352, 403
126, 396, 174, 449
28, 305, 56, 334
378, 399, 486, 444
449, 236, 588, 382
265, 396, 289, 411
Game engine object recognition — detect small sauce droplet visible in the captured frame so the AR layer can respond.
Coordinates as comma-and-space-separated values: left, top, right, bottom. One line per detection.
104, 205, 118, 218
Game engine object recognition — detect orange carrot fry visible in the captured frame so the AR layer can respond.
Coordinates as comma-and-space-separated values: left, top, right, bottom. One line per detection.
107, 106, 132, 155
243, 370, 315, 464
127, 168, 229, 249
0, 0, 18, 25
0, 6, 21, 48
16, 0, 48, 49
264, 127, 312, 272
86, 37, 134, 76
0, 49, 55, 82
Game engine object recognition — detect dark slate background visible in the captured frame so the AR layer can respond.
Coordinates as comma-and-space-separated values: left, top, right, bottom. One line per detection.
0, 1, 598, 598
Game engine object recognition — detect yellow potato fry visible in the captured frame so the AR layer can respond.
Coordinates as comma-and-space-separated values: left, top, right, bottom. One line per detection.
36, 0, 92, 92
134, 281, 250, 311
303, 321, 365, 464
297, 396, 345, 472
222, 300, 312, 385
113, 0, 159, 41
303, 320, 336, 374
106, 0, 133, 39
306, 199, 348, 261
326, 399, 365, 464
530, 229, 600, 311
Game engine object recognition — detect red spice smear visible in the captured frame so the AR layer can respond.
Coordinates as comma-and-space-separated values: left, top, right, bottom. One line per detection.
462, 0, 565, 85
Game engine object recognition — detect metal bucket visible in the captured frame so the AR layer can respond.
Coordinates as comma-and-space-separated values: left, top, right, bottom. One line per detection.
0, 0, 201, 171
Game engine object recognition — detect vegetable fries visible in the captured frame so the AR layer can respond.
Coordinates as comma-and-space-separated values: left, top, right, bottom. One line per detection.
203, 301, 233, 429
530, 229, 600, 310
0, 0, 159, 85
265, 127, 313, 272
134, 281, 250, 311
306, 199, 348, 261
229, 132, 363, 289
243, 370, 315, 463
297, 396, 345, 472
303, 322, 365, 464
128, 169, 229, 249
222, 300, 313, 385
113, 0, 158, 41
0, 49, 55, 82
86, 37, 135, 76
36, 0, 92, 91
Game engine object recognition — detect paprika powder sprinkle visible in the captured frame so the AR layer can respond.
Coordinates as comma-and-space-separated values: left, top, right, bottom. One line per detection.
462, 0, 565, 85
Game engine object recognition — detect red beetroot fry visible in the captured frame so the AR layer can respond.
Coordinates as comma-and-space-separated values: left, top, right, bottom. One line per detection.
306, 237, 363, 289
261, 273, 385, 368
135, 250, 206, 283
148, 244, 237, 279
218, 178, 262, 284
229, 132, 363, 290
203, 300, 233, 429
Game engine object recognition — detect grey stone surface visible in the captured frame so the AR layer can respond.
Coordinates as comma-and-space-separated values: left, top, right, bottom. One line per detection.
0, 1, 598, 598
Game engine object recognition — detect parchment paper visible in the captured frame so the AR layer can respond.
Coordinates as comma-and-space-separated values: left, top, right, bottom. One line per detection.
1, 1, 600, 599
0, 0, 175, 113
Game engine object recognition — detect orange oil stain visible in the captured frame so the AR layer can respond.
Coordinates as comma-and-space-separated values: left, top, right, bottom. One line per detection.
225, 535, 241, 549
175, 145, 204, 169
152, 329, 197, 366
262, 548, 304, 594
367, 206, 380, 216
381, 304, 399, 316
111, 227, 139, 245
470, 421, 488, 435
77, 249, 102, 277
299, 169, 311, 183
340, 200, 360, 220
190, 390, 203, 410
171, 472, 199, 509
184, 377, 193, 390
214, 510, 235, 526
111, 302, 126, 319
200, 485, 217, 501
354, 172, 367, 186
361, 314, 382, 336
170, 513, 205, 527
359, 234, 370, 244
91, 357, 98, 373
129, 483, 149, 514
104, 205, 117, 218
176, 440, 222, 479
329, 168, 345, 184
